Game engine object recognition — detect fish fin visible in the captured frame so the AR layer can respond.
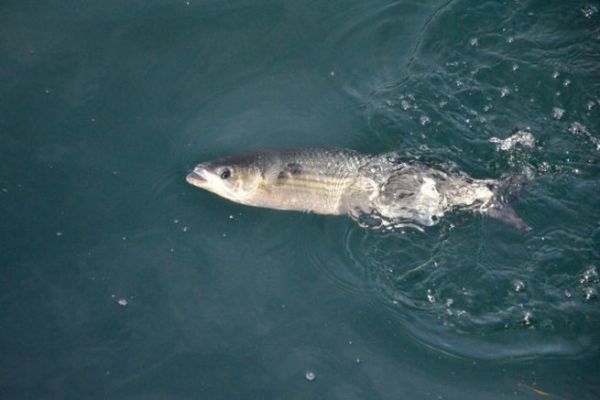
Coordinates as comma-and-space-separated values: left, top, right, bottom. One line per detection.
487, 173, 531, 231
487, 203, 531, 231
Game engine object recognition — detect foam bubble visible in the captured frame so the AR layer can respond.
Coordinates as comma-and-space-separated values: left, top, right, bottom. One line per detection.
489, 129, 535, 151
552, 107, 565, 119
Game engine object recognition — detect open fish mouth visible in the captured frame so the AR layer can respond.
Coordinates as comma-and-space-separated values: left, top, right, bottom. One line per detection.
186, 166, 208, 187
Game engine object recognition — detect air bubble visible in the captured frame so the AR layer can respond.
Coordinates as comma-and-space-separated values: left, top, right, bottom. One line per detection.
583, 287, 596, 301
552, 107, 565, 119
513, 280, 525, 292
581, 5, 598, 18
580, 266, 597, 284
305, 371, 316, 381
427, 289, 436, 303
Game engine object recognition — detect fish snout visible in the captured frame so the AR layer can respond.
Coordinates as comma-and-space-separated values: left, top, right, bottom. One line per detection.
186, 165, 209, 187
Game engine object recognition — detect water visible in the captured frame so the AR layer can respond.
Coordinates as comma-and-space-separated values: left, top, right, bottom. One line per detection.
1, 0, 599, 398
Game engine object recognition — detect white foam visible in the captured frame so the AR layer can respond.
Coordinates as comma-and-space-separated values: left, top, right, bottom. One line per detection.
489, 130, 535, 151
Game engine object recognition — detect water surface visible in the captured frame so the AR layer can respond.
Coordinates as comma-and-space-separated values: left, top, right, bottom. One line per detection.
1, 0, 599, 398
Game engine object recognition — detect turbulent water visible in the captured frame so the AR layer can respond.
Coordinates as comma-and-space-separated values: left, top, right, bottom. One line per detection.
1, 0, 599, 399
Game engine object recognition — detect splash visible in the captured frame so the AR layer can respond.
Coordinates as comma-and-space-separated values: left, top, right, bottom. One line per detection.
489, 130, 535, 151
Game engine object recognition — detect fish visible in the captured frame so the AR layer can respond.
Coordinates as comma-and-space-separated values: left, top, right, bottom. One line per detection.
186, 148, 530, 231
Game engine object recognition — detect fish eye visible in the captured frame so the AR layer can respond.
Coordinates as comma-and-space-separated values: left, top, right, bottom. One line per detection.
220, 168, 231, 180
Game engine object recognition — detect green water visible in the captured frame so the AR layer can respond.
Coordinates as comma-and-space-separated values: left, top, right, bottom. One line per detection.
1, 0, 599, 398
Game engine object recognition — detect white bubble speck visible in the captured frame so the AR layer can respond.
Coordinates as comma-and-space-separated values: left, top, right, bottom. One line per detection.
56, 231, 63, 237
523, 311, 532, 326
426, 289, 436, 303
228, 215, 234, 220
552, 107, 565, 119
500, 87, 510, 97
117, 298, 128, 306
580, 266, 598, 284
563, 79, 571, 87
182, 226, 189, 232
330, 71, 335, 77
419, 115, 431, 126
552, 71, 560, 79
173, 219, 179, 224
581, 5, 598, 18
507, 36, 514, 44
305, 371, 316, 381
586, 101, 595, 111
400, 99, 411, 110
583, 287, 596, 301
511, 63, 519, 71
469, 38, 479, 47
356, 358, 361, 364
513, 280, 525, 292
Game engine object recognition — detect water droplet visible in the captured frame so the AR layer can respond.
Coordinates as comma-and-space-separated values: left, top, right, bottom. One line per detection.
305, 371, 316, 381
117, 298, 128, 306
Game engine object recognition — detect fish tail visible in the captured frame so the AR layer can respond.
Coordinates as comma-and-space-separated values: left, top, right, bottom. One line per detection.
487, 173, 531, 231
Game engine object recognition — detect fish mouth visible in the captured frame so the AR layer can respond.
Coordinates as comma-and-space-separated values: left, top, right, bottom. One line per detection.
186, 165, 208, 187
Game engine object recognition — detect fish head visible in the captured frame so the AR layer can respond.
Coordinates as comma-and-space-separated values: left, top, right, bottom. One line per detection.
186, 153, 266, 204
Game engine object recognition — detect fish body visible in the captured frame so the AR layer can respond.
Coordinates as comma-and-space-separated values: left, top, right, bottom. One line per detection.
186, 148, 530, 230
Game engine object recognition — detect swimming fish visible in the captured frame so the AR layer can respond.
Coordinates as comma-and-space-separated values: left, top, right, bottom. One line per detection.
186, 148, 530, 231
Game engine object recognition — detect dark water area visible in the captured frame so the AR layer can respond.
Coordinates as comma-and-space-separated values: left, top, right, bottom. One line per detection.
1, 0, 599, 398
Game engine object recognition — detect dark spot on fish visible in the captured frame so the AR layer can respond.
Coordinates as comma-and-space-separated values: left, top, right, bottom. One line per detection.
286, 162, 302, 175
277, 171, 288, 180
